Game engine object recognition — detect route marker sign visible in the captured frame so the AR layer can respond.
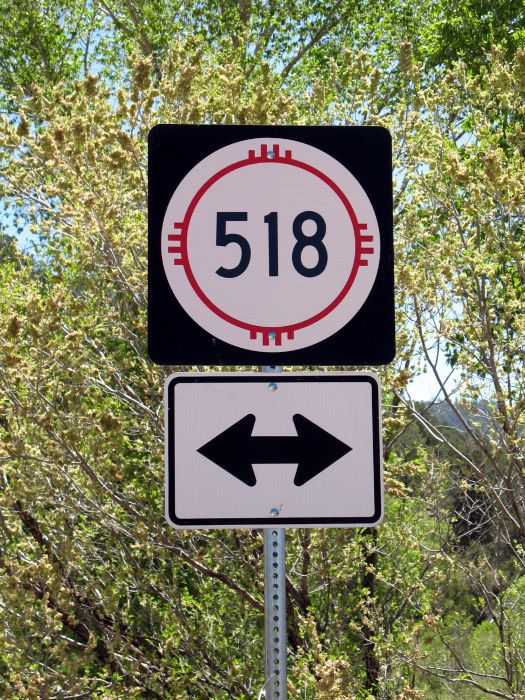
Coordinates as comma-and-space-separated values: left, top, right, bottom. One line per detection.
149, 125, 394, 365
164, 373, 383, 529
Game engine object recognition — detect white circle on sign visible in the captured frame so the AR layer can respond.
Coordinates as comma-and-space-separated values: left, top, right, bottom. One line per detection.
161, 138, 380, 351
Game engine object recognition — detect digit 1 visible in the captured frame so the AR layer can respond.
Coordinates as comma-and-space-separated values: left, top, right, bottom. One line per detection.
264, 212, 278, 277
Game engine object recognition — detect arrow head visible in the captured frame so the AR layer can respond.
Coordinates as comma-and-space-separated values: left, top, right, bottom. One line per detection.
197, 414, 257, 487
292, 414, 352, 486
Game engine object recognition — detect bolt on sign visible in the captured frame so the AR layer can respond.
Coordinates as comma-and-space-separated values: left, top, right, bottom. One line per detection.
148, 125, 394, 366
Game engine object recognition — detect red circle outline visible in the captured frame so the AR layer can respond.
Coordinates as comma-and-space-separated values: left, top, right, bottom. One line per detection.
170, 150, 369, 339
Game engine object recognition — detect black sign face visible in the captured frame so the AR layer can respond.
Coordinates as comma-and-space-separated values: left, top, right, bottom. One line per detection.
149, 125, 394, 365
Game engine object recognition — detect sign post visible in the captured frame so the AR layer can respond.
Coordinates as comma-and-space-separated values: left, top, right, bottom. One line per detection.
263, 526, 287, 700
150, 125, 393, 697
164, 369, 382, 696
261, 366, 287, 700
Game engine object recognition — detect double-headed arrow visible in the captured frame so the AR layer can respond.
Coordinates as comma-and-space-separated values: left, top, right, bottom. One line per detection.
197, 414, 351, 487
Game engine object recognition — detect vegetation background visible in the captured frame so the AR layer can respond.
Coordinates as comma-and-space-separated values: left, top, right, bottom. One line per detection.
0, 0, 524, 697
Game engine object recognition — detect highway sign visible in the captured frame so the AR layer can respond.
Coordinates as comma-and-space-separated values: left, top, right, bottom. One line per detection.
164, 373, 383, 528
149, 125, 394, 365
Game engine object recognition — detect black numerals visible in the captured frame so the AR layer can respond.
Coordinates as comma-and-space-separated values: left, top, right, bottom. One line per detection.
264, 212, 279, 277
292, 211, 328, 277
215, 212, 250, 278
215, 211, 327, 278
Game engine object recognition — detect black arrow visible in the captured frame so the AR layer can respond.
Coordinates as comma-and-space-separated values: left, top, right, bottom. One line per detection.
197, 414, 352, 487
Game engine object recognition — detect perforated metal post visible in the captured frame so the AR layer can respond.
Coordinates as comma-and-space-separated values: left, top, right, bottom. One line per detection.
262, 366, 287, 699
264, 527, 287, 698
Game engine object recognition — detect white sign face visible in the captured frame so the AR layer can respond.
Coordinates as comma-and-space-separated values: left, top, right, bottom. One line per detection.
165, 373, 383, 528
161, 139, 380, 352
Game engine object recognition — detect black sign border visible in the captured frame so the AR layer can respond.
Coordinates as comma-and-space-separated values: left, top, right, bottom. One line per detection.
165, 373, 383, 528
149, 124, 395, 366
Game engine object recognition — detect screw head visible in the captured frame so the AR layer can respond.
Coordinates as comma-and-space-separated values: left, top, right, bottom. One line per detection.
268, 382, 278, 392
267, 150, 275, 159
270, 508, 280, 517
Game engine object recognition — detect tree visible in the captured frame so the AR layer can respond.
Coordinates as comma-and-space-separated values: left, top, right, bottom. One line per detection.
1, 2, 525, 698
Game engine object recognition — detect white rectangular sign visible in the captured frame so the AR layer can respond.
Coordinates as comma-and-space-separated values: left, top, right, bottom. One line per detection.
165, 373, 383, 528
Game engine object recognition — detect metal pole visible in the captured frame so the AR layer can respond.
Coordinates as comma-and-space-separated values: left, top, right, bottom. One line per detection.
262, 366, 287, 699
264, 527, 287, 699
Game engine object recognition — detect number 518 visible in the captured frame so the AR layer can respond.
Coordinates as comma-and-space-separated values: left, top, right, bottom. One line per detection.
216, 211, 328, 278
